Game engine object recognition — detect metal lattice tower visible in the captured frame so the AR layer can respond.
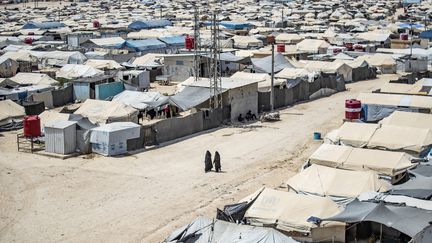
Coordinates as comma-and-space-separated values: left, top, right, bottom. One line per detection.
193, 4, 201, 81
209, 12, 222, 110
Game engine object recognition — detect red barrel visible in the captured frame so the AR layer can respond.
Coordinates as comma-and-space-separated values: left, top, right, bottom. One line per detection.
345, 99, 361, 120
344, 42, 353, 50
400, 33, 408, 40
93, 20, 101, 28
332, 48, 342, 54
276, 43, 285, 52
23, 115, 41, 138
24, 37, 33, 45
185, 35, 194, 50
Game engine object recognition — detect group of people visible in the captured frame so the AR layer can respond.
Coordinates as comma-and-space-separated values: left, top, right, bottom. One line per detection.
237, 110, 257, 123
204, 151, 221, 173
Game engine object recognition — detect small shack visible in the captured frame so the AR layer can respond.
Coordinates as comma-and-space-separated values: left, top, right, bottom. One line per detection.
90, 122, 141, 156
44, 120, 77, 155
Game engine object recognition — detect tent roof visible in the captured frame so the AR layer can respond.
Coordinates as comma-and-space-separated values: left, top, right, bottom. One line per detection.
390, 175, 432, 200
8, 72, 58, 86
169, 86, 211, 111
326, 122, 379, 147
89, 37, 125, 48
296, 39, 330, 53
252, 53, 295, 73
244, 188, 343, 233
125, 39, 166, 51
74, 99, 138, 124
310, 144, 415, 176
287, 164, 390, 200
0, 99, 25, 124
166, 216, 298, 243
56, 64, 104, 79
113, 90, 168, 110
131, 53, 162, 67
22, 21, 65, 30
380, 111, 432, 130
91, 121, 140, 132
128, 19, 172, 30
85, 59, 122, 70
324, 200, 432, 237
357, 92, 432, 109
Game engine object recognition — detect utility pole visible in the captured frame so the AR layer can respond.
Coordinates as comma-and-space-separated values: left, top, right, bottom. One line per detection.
209, 11, 222, 110
193, 3, 201, 81
268, 35, 275, 111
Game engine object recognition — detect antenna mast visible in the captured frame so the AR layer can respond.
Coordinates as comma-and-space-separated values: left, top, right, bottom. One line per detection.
193, 3, 201, 81
209, 11, 222, 109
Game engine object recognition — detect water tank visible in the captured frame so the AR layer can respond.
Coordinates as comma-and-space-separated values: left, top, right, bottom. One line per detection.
23, 115, 41, 138
93, 20, 101, 28
276, 44, 285, 53
400, 33, 409, 41
332, 48, 342, 54
24, 37, 33, 45
354, 44, 364, 51
344, 42, 353, 50
185, 35, 194, 50
345, 99, 361, 120
28, 32, 35, 35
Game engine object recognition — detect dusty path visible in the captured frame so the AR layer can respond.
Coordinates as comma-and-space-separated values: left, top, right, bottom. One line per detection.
0, 75, 395, 243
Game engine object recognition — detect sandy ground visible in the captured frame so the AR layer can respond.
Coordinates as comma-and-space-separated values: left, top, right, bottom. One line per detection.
0, 74, 397, 243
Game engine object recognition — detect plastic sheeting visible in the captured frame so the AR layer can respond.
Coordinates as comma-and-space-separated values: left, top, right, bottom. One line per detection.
324, 199, 432, 237
0, 99, 25, 126
252, 53, 295, 73
390, 175, 432, 200
165, 216, 298, 243
74, 99, 139, 124
125, 39, 166, 52
56, 64, 104, 79
128, 19, 172, 30
169, 86, 210, 111
113, 90, 169, 110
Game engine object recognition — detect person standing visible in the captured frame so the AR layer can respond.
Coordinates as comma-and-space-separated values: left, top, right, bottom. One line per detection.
204, 151, 213, 172
214, 151, 221, 172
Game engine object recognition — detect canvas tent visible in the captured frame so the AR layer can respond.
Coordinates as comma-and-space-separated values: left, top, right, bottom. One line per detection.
112, 90, 169, 110
0, 99, 25, 128
232, 35, 263, 49
252, 53, 295, 73
358, 93, 432, 122
309, 144, 415, 181
84, 59, 122, 70
390, 175, 432, 200
165, 216, 298, 243
324, 200, 432, 238
286, 164, 390, 203
7, 72, 58, 86
56, 64, 104, 79
29, 50, 87, 66
74, 99, 138, 124
325, 122, 379, 147
356, 54, 396, 74
296, 39, 330, 54
244, 188, 343, 237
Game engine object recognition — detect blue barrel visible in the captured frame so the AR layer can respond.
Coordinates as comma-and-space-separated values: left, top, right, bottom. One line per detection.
313, 132, 321, 140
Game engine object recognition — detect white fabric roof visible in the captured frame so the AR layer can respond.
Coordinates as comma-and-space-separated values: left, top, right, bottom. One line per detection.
56, 64, 104, 79
8, 72, 58, 86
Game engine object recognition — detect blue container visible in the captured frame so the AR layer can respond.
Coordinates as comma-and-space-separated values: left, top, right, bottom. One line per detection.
313, 132, 321, 140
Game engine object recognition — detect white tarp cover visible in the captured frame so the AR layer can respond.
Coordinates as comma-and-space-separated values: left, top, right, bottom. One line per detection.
56, 64, 104, 79
165, 216, 298, 243
244, 188, 343, 233
90, 122, 140, 156
309, 144, 415, 177
74, 99, 138, 124
84, 59, 122, 70
296, 39, 330, 53
0, 99, 25, 125
380, 111, 432, 130
358, 92, 432, 110
252, 53, 295, 73
324, 122, 380, 147
8, 72, 58, 86
29, 50, 87, 66
287, 164, 390, 200
113, 90, 168, 110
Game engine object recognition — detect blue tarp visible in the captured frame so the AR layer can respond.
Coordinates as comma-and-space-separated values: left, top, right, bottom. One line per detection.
128, 19, 172, 30
158, 36, 184, 46
125, 39, 166, 51
420, 30, 432, 40
398, 23, 424, 29
220, 21, 251, 30
22, 21, 65, 29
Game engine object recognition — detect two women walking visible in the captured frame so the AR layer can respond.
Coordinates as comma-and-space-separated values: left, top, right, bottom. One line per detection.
204, 150, 221, 173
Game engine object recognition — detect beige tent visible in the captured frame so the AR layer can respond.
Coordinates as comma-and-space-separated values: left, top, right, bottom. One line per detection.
287, 164, 390, 199
232, 35, 263, 49
244, 188, 343, 234
355, 54, 396, 73
84, 59, 122, 70
367, 125, 432, 154
380, 82, 426, 95
309, 144, 415, 179
296, 39, 330, 54
357, 92, 432, 110
275, 33, 304, 44
0, 99, 25, 126
74, 99, 138, 124
8, 72, 58, 86
325, 122, 379, 147
380, 111, 432, 129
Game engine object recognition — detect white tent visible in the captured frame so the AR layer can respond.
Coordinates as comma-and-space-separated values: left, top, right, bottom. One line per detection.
8, 72, 58, 86
84, 59, 122, 70
74, 99, 138, 124
56, 64, 104, 79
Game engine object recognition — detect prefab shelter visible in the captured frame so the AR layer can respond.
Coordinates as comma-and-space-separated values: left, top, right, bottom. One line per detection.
244, 188, 345, 242
44, 120, 77, 155
90, 122, 140, 156
286, 164, 390, 204
309, 144, 415, 183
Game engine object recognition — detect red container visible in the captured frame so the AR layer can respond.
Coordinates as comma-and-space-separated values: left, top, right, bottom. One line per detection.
24, 37, 33, 45
400, 33, 409, 41
93, 20, 101, 28
185, 35, 194, 50
332, 48, 342, 54
23, 115, 41, 138
345, 99, 361, 120
345, 42, 353, 50
276, 43, 285, 53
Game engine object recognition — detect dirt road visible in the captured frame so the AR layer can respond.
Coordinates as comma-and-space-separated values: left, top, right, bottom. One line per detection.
0, 75, 396, 243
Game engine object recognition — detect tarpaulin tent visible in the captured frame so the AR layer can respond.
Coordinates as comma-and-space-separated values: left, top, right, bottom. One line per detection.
390, 175, 432, 200
85, 59, 123, 70
113, 90, 169, 110
244, 188, 343, 234
232, 35, 263, 49
74, 99, 138, 124
359, 191, 432, 211
309, 144, 414, 180
89, 37, 125, 49
56, 64, 104, 79
128, 19, 172, 30
286, 164, 390, 203
252, 53, 295, 73
22, 21, 65, 29
165, 216, 298, 243
29, 50, 87, 66
8, 72, 58, 86
410, 164, 432, 177
0, 99, 25, 127
125, 39, 166, 52
324, 200, 432, 238
158, 36, 185, 46
325, 122, 379, 147
220, 21, 251, 30
169, 86, 211, 111
296, 39, 330, 54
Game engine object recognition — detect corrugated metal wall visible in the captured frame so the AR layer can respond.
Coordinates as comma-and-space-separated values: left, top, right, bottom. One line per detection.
44, 124, 76, 155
